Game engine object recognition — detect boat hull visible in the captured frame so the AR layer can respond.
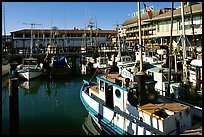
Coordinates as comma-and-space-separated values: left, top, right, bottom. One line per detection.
2, 64, 11, 76
17, 67, 42, 80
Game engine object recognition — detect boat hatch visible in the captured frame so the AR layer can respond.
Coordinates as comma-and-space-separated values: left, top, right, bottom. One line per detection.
153, 109, 170, 119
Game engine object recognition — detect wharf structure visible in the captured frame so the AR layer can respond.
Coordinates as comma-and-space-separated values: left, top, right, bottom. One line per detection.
122, 2, 202, 56
8, 28, 117, 55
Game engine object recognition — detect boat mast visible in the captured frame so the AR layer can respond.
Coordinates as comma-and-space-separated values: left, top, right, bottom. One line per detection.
50, 9, 53, 44
137, 2, 146, 105
84, 8, 87, 53
137, 2, 143, 71
64, 9, 67, 49
3, 6, 6, 53
23, 23, 42, 57
116, 21, 121, 61
181, 2, 188, 85
94, 12, 98, 49
189, 2, 196, 50
167, 2, 174, 98
3, 6, 6, 40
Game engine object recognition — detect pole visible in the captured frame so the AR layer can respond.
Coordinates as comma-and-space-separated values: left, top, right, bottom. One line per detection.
9, 78, 19, 135
181, 2, 188, 85
3, 6, 6, 38
138, 2, 143, 71
30, 23, 33, 57
137, 2, 146, 105
3, 6, 6, 52
117, 22, 121, 60
189, 2, 196, 48
167, 2, 174, 98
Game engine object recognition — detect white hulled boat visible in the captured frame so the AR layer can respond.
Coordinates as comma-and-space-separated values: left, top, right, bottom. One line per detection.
16, 23, 43, 80
16, 57, 43, 80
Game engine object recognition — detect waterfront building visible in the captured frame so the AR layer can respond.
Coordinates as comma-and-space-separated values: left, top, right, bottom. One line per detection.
122, 7, 171, 50
122, 2, 202, 55
10, 28, 117, 54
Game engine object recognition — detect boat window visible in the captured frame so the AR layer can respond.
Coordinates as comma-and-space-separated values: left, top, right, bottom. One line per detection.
115, 89, 121, 98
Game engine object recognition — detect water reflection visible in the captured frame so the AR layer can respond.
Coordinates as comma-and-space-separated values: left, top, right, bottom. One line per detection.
2, 74, 90, 135
19, 78, 43, 95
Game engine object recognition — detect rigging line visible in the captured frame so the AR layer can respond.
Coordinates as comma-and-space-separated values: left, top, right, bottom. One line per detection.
89, 68, 98, 83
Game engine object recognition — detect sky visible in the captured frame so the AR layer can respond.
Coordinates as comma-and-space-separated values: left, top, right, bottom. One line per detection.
2, 2, 182, 35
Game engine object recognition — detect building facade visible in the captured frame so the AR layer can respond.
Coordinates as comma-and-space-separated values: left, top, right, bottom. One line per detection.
122, 2, 202, 55
10, 28, 117, 52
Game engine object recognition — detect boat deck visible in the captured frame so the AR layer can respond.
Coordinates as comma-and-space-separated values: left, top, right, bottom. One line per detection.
90, 85, 99, 94
100, 73, 138, 88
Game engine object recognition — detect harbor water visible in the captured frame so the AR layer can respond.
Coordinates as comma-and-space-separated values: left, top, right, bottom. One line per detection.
2, 74, 96, 135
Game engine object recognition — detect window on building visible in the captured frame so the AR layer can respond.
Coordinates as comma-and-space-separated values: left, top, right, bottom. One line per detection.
14, 34, 23, 38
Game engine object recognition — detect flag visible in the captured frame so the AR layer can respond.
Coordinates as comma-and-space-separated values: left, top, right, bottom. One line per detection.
144, 3, 152, 19
136, 44, 144, 49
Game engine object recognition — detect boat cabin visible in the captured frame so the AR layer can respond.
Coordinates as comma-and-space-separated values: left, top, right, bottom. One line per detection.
146, 67, 182, 99
189, 59, 202, 88
93, 57, 109, 69
22, 58, 39, 66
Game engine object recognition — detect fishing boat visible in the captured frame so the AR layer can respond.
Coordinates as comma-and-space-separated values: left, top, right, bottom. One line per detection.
80, 61, 203, 135
2, 58, 11, 76
16, 23, 43, 80
16, 57, 43, 80
49, 56, 72, 77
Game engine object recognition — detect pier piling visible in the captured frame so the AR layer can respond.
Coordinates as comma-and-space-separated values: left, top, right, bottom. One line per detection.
9, 78, 19, 135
